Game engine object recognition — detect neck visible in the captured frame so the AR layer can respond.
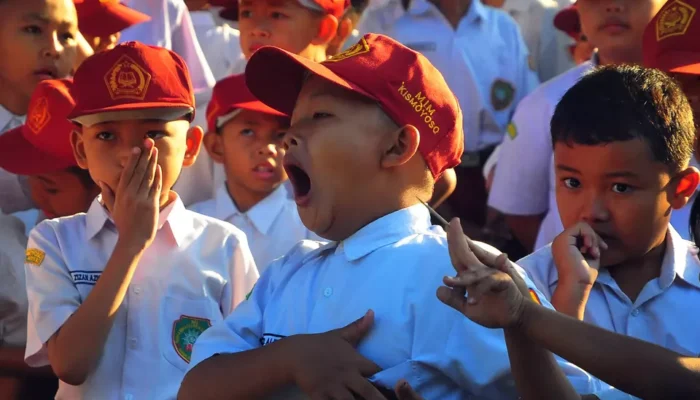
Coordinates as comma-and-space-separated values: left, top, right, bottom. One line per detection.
607, 235, 667, 303
597, 48, 643, 67
159, 190, 177, 210
225, 180, 274, 213
0, 83, 30, 116
427, 0, 472, 28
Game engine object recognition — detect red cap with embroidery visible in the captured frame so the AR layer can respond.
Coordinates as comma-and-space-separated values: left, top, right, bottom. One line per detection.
218, 0, 349, 22
0, 79, 77, 175
206, 73, 286, 132
643, 0, 700, 75
245, 33, 464, 178
554, 4, 581, 39
68, 41, 196, 126
74, 0, 150, 38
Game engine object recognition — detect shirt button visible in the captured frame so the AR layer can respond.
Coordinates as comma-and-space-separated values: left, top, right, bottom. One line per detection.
129, 338, 138, 349
631, 309, 640, 317
133, 286, 141, 295
323, 287, 333, 297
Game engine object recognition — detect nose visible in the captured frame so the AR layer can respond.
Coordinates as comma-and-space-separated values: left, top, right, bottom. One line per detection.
283, 131, 300, 151
43, 33, 63, 59
581, 193, 610, 224
257, 142, 279, 157
250, 20, 270, 38
605, 0, 624, 12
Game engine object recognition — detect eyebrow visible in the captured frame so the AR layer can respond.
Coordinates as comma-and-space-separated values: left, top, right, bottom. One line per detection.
555, 165, 580, 174
23, 12, 76, 29
37, 176, 56, 186
556, 165, 639, 179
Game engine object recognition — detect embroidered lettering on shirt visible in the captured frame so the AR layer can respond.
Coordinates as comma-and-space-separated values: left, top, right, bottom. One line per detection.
70, 271, 102, 285
25, 248, 45, 266
405, 42, 437, 52
260, 333, 286, 346
397, 82, 441, 134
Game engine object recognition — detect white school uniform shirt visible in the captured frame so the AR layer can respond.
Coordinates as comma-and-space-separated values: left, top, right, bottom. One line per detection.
501, 0, 575, 83
190, 11, 244, 81
355, 0, 405, 38
383, 0, 540, 151
0, 107, 32, 214
24, 195, 259, 400
190, 204, 605, 399
190, 184, 322, 272
488, 57, 597, 250
0, 211, 28, 347
519, 224, 700, 400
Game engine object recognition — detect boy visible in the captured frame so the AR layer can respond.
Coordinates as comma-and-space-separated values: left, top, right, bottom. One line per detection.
179, 34, 603, 399
0, 0, 79, 215
488, 0, 667, 252
74, 0, 150, 53
190, 73, 320, 271
327, 0, 370, 56
516, 64, 700, 397
23, 42, 259, 399
554, 3, 595, 65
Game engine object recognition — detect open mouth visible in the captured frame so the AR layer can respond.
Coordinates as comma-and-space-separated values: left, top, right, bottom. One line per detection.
252, 162, 276, 179
34, 68, 57, 80
285, 163, 312, 205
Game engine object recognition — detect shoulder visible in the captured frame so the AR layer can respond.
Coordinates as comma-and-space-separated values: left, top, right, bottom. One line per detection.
29, 213, 87, 242
189, 197, 216, 215
261, 239, 331, 280
516, 245, 556, 278
183, 209, 248, 244
531, 62, 594, 102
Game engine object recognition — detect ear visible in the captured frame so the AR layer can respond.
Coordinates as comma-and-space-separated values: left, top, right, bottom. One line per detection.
182, 125, 204, 167
202, 131, 225, 164
670, 166, 700, 210
70, 127, 89, 170
312, 14, 339, 46
380, 124, 420, 170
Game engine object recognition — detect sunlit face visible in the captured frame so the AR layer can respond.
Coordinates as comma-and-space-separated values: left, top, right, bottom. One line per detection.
0, 0, 78, 113
28, 168, 99, 218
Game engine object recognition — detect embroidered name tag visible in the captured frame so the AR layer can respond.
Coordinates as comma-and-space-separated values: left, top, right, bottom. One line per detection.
260, 333, 286, 346
70, 271, 102, 285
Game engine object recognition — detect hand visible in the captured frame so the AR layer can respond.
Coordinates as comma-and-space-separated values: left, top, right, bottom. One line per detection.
100, 139, 162, 251
286, 310, 385, 400
552, 222, 608, 288
393, 380, 424, 400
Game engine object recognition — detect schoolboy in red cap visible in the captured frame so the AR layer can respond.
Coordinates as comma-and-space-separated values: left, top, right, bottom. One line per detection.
554, 3, 595, 65
181, 34, 602, 399
74, 0, 150, 53
22, 41, 259, 399
190, 73, 321, 271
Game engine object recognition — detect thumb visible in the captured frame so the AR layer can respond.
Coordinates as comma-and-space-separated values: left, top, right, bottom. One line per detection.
395, 380, 423, 400
99, 181, 116, 212
335, 310, 374, 346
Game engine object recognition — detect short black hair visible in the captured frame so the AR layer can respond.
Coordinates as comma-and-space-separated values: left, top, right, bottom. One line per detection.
66, 166, 97, 189
551, 64, 696, 171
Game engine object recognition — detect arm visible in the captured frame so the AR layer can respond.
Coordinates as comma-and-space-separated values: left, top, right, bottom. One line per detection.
429, 168, 456, 208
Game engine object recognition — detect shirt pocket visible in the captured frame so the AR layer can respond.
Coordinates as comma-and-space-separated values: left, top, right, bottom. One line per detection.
160, 295, 220, 372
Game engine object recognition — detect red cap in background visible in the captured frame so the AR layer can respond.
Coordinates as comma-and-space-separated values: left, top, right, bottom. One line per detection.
74, 0, 150, 37
554, 4, 581, 40
643, 0, 700, 75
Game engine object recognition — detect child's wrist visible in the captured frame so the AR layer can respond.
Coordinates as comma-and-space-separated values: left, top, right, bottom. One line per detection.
115, 237, 149, 256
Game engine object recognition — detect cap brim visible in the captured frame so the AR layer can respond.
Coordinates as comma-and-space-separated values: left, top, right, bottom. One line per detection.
649, 51, 700, 75
0, 127, 76, 175
216, 101, 288, 128
70, 105, 194, 126
79, 5, 151, 37
245, 46, 375, 116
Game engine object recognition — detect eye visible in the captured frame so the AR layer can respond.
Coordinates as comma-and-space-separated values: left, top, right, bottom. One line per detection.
563, 178, 581, 189
312, 112, 332, 120
96, 131, 115, 141
612, 183, 632, 194
275, 131, 287, 140
45, 188, 59, 195
23, 25, 41, 35
240, 128, 254, 137
60, 32, 75, 42
270, 11, 287, 19
146, 131, 166, 140
240, 9, 251, 18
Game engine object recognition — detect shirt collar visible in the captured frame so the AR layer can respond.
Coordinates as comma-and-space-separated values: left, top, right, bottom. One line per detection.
85, 193, 190, 247
335, 204, 432, 262
0, 107, 22, 133
407, 0, 486, 23
214, 184, 289, 235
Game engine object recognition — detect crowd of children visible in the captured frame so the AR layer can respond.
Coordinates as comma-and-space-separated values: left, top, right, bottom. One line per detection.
1, 0, 700, 399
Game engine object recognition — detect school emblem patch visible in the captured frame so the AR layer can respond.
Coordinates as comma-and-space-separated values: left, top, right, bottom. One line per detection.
27, 97, 50, 135
528, 289, 542, 306
172, 315, 211, 363
491, 79, 515, 111
325, 37, 370, 63
506, 122, 518, 139
104, 55, 152, 100
25, 248, 45, 267
656, 0, 696, 41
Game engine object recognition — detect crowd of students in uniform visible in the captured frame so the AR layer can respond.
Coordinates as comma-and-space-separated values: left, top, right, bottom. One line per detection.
0, 0, 699, 399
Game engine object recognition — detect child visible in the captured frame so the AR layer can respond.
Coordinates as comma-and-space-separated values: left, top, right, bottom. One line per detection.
488, 0, 667, 252
553, 3, 596, 65
190, 73, 320, 271
0, 0, 79, 214
440, 217, 700, 400
518, 64, 700, 397
327, 0, 370, 56
23, 42, 259, 399
74, 0, 150, 53
179, 34, 603, 399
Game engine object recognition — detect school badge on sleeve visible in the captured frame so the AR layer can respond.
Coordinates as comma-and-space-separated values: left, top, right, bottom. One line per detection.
528, 289, 542, 306
656, 0, 696, 41
491, 79, 515, 111
172, 315, 212, 363
104, 55, 152, 100
25, 248, 45, 267
506, 122, 518, 139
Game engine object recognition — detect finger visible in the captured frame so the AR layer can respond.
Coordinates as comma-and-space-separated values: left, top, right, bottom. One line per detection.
446, 219, 484, 273
466, 272, 507, 304
346, 376, 385, 400
436, 286, 468, 313
311, 388, 353, 400
395, 380, 423, 400
128, 141, 153, 192
99, 181, 116, 211
149, 164, 162, 200
140, 146, 158, 192
495, 253, 509, 273
446, 219, 467, 273
118, 147, 142, 193
335, 310, 374, 347
443, 268, 490, 288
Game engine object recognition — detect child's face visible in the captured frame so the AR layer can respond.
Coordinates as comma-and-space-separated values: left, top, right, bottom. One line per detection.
577, 0, 666, 60
72, 119, 202, 208
28, 169, 99, 218
212, 110, 288, 198
82, 33, 120, 53
238, 0, 323, 59
671, 73, 700, 121
0, 0, 78, 110
555, 139, 680, 267
285, 76, 394, 240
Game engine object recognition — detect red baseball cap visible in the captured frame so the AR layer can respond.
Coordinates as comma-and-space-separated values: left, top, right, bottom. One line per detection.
245, 33, 464, 178
69, 41, 196, 126
74, 0, 150, 38
643, 0, 700, 75
206, 73, 286, 132
218, 0, 349, 22
0, 79, 77, 175
554, 4, 581, 39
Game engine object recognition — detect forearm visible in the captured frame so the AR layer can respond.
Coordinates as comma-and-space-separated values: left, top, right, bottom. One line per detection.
0, 347, 53, 376
504, 325, 580, 400
179, 340, 294, 400
48, 239, 144, 385
520, 302, 700, 399
551, 283, 590, 320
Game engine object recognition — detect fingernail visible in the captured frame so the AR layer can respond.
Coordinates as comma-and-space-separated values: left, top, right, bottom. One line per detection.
468, 297, 477, 305
132, 147, 140, 154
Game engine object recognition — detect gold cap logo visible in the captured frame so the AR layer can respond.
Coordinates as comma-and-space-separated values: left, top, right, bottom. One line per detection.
657, 0, 696, 41
27, 97, 50, 135
325, 37, 370, 63
104, 55, 152, 100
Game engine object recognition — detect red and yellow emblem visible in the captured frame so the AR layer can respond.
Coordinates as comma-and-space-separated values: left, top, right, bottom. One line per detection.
325, 37, 370, 63
528, 289, 542, 305
27, 97, 50, 135
104, 55, 152, 100
172, 315, 211, 363
657, 0, 696, 41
